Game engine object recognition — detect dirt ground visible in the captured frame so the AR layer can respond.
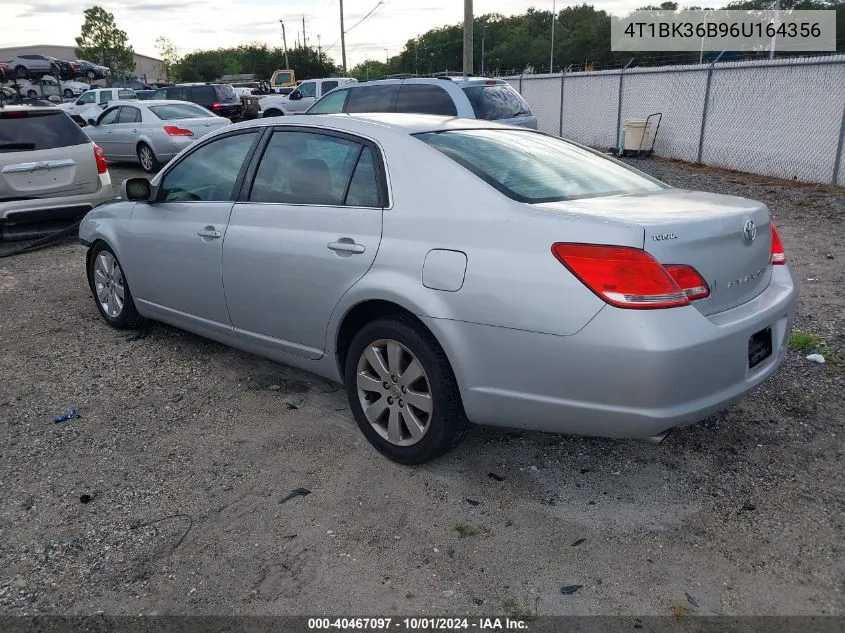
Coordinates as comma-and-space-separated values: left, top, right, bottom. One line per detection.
0, 160, 843, 617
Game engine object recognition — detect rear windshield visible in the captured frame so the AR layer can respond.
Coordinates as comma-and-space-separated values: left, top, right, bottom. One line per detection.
0, 110, 89, 152
462, 84, 532, 121
149, 103, 213, 120
415, 129, 665, 203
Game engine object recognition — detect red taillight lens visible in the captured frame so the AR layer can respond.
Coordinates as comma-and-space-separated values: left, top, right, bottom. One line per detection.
211, 101, 222, 111
664, 264, 710, 301
551, 243, 690, 309
93, 145, 108, 174
770, 223, 786, 265
163, 125, 194, 136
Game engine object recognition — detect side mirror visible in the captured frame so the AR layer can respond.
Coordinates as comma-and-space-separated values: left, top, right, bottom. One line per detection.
121, 177, 152, 201
289, 90, 301, 101
87, 118, 97, 126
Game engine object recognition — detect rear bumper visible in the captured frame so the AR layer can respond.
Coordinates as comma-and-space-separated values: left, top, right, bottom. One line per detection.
425, 265, 798, 438
0, 173, 114, 234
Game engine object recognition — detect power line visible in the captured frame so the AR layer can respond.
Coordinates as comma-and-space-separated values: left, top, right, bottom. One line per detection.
345, 0, 388, 35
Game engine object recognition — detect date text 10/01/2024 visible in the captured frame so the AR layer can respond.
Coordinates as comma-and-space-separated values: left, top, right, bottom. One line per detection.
307, 618, 529, 630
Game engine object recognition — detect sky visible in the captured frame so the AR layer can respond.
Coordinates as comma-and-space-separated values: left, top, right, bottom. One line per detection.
5, 0, 710, 67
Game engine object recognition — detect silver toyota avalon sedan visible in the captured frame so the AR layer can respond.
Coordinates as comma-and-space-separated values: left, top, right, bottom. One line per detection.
78, 113, 798, 464
82, 100, 231, 173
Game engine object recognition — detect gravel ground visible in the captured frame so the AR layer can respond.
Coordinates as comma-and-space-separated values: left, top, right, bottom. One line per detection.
0, 160, 843, 617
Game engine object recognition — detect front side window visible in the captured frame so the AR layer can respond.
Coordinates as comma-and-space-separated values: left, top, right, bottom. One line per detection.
248, 131, 373, 206
306, 89, 348, 115
416, 129, 666, 203
345, 84, 399, 113
97, 107, 121, 126
117, 106, 140, 124
298, 82, 317, 99
395, 84, 457, 116
158, 132, 258, 202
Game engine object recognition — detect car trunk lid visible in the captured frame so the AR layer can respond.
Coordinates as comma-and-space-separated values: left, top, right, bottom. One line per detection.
167, 116, 231, 138
535, 189, 773, 316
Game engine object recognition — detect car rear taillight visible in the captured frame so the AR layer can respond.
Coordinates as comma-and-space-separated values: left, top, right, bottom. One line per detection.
664, 264, 710, 301
770, 223, 786, 265
551, 243, 705, 310
211, 101, 222, 112
163, 125, 194, 136
93, 145, 108, 174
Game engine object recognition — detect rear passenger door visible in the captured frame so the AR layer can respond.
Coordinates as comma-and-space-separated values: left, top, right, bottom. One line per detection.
223, 128, 387, 359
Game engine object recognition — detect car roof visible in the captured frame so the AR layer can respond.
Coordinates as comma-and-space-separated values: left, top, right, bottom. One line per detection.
109, 99, 202, 107
228, 112, 528, 136
0, 104, 59, 113
343, 76, 509, 88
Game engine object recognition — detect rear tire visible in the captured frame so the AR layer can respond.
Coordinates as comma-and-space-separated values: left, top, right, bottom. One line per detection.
137, 142, 160, 173
63, 89, 73, 99
26, 90, 37, 99
87, 243, 146, 330
15, 65, 27, 78
344, 316, 469, 465
263, 108, 283, 118
86, 70, 96, 80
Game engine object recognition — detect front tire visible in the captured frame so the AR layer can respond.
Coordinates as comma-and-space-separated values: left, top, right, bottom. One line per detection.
26, 90, 37, 99
87, 243, 146, 329
86, 70, 96, 80
263, 108, 283, 118
63, 88, 73, 99
15, 65, 28, 78
137, 142, 160, 173
344, 316, 469, 464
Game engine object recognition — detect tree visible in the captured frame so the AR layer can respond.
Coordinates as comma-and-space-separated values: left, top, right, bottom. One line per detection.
75, 6, 135, 78
155, 36, 180, 82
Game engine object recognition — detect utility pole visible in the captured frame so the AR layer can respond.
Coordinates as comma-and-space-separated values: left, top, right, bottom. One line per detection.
549, 0, 556, 73
481, 26, 485, 75
384, 48, 389, 64
318, 34, 322, 59
339, 0, 347, 73
414, 40, 419, 76
769, 0, 780, 59
302, 15, 307, 47
463, 0, 473, 76
280, 19, 289, 69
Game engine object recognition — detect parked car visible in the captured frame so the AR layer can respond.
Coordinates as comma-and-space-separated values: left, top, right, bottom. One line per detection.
0, 61, 11, 83
60, 80, 91, 99
77, 113, 797, 464
259, 77, 356, 117
58, 87, 137, 122
75, 60, 110, 80
83, 100, 231, 173
8, 54, 60, 79
152, 83, 243, 120
305, 77, 537, 129
1, 105, 113, 240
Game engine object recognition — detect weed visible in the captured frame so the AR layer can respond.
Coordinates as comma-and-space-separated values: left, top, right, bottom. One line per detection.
790, 331, 822, 353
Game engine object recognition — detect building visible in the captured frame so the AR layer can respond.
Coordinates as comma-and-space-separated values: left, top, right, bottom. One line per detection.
0, 45, 166, 84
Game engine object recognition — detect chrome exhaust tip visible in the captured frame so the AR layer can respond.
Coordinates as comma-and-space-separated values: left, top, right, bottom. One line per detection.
643, 429, 672, 446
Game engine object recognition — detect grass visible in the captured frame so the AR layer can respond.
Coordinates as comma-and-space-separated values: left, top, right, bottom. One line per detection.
790, 331, 823, 354
453, 523, 480, 538
671, 603, 690, 617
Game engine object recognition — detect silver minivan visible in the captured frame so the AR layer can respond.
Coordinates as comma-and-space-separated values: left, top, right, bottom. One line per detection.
305, 77, 537, 129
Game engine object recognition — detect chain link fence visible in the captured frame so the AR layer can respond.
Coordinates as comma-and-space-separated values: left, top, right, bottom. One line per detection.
504, 54, 845, 185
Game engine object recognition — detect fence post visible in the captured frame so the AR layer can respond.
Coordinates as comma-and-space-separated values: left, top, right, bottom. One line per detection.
832, 100, 845, 185
518, 72, 524, 94
615, 58, 635, 153
697, 51, 724, 164
558, 68, 567, 137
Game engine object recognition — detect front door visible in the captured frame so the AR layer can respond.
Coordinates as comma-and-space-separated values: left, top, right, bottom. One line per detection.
86, 106, 121, 156
121, 129, 262, 338
108, 105, 142, 159
223, 128, 386, 359
288, 80, 317, 113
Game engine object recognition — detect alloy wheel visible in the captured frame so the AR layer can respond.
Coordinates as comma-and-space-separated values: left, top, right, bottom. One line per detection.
356, 339, 433, 446
138, 145, 154, 171
93, 251, 125, 318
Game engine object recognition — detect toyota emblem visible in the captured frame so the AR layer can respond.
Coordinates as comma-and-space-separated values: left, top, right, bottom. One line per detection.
743, 219, 757, 242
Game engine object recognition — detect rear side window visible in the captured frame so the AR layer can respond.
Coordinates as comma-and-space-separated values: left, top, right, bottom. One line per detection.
191, 86, 216, 102
0, 110, 90, 152
462, 84, 532, 121
345, 84, 399, 113
117, 106, 141, 123
345, 147, 381, 207
98, 90, 115, 104
118, 89, 136, 100
395, 84, 457, 116
321, 80, 338, 93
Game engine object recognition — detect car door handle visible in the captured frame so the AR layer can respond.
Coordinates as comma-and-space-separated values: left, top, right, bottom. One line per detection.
328, 240, 365, 254
197, 228, 222, 239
